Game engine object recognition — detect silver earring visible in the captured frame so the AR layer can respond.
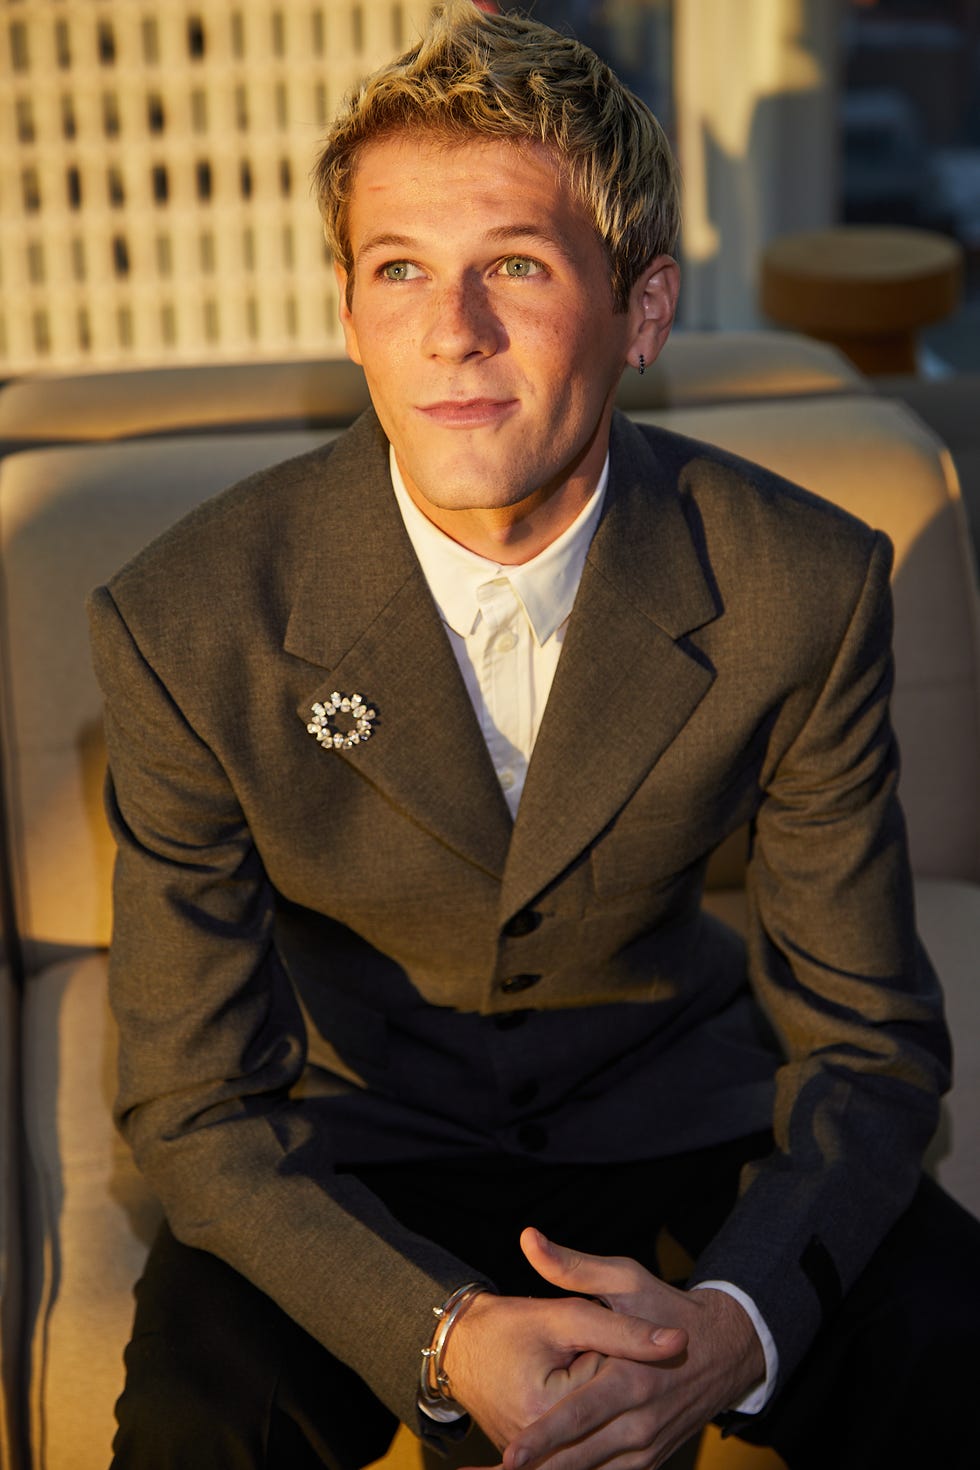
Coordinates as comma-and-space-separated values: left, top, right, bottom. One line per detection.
638, 354, 646, 376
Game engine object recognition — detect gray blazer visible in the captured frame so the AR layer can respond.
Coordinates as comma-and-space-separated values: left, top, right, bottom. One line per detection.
88, 409, 949, 1431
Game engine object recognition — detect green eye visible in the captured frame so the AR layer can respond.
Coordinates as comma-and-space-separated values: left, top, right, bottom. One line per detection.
381, 262, 418, 281
500, 256, 540, 278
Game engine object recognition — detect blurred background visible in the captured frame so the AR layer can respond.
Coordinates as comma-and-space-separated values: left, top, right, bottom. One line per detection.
1, 0, 978, 376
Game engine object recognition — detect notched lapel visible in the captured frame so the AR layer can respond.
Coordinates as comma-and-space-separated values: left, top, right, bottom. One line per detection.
296, 576, 512, 878
287, 412, 512, 879
502, 415, 721, 917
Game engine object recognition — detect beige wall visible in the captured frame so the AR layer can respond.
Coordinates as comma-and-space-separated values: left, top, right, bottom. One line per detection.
0, 0, 430, 373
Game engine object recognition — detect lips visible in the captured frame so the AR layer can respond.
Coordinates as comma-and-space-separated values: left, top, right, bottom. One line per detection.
417, 398, 518, 428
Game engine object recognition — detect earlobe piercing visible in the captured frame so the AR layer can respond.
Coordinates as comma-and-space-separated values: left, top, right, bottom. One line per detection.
638, 354, 646, 377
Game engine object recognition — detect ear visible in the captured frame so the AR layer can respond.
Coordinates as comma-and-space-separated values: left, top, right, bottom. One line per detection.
333, 259, 363, 365
625, 255, 680, 374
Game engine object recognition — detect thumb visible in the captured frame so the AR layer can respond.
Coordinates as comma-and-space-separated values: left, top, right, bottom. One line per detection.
520, 1228, 681, 1352
520, 1228, 687, 1360
520, 1226, 636, 1301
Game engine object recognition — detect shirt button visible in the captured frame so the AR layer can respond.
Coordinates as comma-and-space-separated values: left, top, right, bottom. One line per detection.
495, 631, 517, 652
500, 972, 541, 995
494, 1010, 530, 1031
517, 1122, 548, 1152
509, 1080, 539, 1108
502, 909, 541, 939
499, 769, 516, 790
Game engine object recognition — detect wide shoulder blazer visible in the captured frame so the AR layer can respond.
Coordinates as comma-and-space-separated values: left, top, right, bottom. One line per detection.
88, 409, 949, 1431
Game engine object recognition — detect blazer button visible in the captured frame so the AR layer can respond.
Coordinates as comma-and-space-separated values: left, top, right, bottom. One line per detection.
502, 909, 542, 938
517, 1122, 548, 1151
500, 973, 541, 995
509, 1080, 539, 1108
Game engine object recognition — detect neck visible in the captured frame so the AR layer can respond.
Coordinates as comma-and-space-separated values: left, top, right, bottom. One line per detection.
404, 478, 597, 565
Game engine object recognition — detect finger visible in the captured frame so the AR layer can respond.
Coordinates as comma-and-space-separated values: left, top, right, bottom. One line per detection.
503, 1360, 657, 1470
545, 1294, 686, 1364
507, 1420, 674, 1470
551, 1349, 605, 1395
521, 1227, 638, 1301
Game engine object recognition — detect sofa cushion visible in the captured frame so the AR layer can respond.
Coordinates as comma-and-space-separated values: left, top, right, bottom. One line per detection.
875, 374, 980, 570
1, 960, 22, 1470
22, 951, 159, 1470
914, 877, 980, 1215
0, 432, 329, 956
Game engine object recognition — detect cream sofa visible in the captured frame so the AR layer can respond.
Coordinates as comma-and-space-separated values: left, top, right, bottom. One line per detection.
0, 334, 977, 1470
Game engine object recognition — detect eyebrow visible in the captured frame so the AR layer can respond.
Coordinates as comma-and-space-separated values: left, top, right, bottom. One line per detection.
355, 224, 575, 267
485, 224, 569, 250
355, 233, 416, 262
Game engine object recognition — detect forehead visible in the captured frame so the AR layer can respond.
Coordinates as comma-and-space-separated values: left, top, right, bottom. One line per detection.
345, 131, 591, 245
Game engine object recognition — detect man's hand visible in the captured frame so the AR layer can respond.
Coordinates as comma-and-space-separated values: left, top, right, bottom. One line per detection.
441, 1285, 686, 1453
494, 1228, 765, 1470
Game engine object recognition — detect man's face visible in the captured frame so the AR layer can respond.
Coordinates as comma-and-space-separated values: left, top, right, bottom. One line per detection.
335, 133, 645, 523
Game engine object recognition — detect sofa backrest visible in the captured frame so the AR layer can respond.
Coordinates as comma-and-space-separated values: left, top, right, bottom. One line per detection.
0, 332, 868, 450
0, 431, 327, 966
0, 351, 976, 971
638, 395, 980, 884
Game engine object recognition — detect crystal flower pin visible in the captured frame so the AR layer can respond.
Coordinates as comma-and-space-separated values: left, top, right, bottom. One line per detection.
307, 692, 378, 750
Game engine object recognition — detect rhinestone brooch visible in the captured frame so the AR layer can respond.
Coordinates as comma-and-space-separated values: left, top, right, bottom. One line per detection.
307, 692, 378, 750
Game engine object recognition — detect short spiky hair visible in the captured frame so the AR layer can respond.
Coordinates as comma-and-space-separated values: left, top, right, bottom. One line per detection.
313, 1, 680, 312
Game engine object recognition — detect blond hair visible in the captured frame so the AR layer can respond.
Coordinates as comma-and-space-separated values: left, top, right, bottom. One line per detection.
314, 1, 679, 312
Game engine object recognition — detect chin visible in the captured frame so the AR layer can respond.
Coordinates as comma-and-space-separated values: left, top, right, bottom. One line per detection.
413, 468, 538, 514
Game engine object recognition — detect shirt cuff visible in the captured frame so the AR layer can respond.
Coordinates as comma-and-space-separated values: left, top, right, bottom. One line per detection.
690, 1281, 779, 1413
418, 1397, 468, 1423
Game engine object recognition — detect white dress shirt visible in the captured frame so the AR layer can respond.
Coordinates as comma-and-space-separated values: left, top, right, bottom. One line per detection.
390, 447, 608, 817
390, 449, 777, 1412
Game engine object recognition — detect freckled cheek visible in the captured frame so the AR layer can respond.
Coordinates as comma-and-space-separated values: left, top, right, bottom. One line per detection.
385, 337, 422, 372
534, 321, 564, 355
505, 308, 563, 362
357, 318, 420, 376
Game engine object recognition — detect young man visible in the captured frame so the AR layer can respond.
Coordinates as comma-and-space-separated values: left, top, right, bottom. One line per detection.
90, 5, 977, 1468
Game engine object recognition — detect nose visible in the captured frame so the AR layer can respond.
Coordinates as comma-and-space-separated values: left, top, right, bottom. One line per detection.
421, 274, 500, 362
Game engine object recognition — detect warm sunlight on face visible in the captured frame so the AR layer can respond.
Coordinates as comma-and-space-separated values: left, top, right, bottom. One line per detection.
335, 134, 643, 548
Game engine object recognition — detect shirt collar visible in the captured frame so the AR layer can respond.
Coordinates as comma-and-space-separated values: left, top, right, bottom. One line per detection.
389, 447, 608, 646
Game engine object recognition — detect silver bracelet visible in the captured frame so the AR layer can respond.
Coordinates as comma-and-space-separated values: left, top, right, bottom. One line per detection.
419, 1281, 494, 1412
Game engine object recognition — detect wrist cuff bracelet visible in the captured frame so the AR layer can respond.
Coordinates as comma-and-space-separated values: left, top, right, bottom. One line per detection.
419, 1281, 494, 1414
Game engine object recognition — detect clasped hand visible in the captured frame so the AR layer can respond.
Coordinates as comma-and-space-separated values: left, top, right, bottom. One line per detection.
443, 1228, 764, 1470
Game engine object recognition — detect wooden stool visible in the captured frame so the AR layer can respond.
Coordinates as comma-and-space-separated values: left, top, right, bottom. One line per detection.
760, 226, 963, 375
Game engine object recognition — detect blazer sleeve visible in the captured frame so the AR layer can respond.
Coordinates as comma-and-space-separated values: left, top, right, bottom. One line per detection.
687, 532, 951, 1391
87, 584, 484, 1436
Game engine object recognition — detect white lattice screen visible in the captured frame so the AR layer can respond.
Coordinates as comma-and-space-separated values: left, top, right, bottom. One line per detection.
0, 0, 431, 372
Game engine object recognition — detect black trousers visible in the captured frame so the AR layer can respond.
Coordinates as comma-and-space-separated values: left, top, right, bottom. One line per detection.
111, 1136, 980, 1470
